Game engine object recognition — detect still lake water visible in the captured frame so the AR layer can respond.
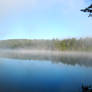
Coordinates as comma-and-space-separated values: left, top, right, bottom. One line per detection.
0, 57, 92, 92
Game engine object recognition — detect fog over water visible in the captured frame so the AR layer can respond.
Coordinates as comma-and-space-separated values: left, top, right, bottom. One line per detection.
0, 47, 92, 92
0, 0, 92, 91
0, 49, 92, 67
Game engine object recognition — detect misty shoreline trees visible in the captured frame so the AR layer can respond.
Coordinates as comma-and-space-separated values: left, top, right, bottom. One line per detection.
55, 38, 92, 51
0, 38, 92, 51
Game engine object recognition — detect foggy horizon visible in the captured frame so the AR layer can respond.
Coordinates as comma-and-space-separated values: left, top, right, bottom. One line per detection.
0, 0, 92, 92
0, 36, 92, 41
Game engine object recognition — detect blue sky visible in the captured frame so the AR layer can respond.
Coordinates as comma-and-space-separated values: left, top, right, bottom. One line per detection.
0, 0, 92, 40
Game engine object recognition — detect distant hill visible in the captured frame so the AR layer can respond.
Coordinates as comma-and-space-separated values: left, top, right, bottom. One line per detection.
0, 38, 92, 51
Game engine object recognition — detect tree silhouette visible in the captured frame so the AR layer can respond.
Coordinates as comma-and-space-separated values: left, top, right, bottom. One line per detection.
81, 4, 92, 17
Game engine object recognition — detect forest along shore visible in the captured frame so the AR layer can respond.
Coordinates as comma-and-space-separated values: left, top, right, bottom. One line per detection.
0, 38, 92, 60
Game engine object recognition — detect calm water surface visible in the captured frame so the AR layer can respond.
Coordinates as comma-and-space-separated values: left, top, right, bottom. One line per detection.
0, 58, 92, 92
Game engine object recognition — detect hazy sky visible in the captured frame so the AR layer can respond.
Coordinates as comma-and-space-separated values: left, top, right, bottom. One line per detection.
0, 0, 92, 40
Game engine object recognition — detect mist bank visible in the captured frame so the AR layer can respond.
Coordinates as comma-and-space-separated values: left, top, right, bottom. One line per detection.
0, 49, 92, 67
0, 49, 92, 58
0, 37, 92, 51
0, 38, 92, 59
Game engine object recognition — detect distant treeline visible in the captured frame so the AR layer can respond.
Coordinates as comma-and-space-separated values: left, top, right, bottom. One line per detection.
55, 38, 92, 51
0, 38, 92, 51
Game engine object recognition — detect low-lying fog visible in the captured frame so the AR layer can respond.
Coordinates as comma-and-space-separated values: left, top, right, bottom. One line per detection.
0, 49, 92, 57
0, 49, 92, 67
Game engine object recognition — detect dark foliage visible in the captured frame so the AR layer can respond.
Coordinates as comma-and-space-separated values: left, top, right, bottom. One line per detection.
81, 4, 92, 17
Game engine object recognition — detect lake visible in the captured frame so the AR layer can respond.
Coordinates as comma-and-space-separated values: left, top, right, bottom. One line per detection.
0, 56, 92, 92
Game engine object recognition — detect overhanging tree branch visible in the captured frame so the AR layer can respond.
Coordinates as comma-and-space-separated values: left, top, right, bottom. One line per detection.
81, 4, 92, 17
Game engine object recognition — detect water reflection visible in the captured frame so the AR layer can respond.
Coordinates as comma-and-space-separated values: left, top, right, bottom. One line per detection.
0, 52, 92, 67
0, 58, 92, 92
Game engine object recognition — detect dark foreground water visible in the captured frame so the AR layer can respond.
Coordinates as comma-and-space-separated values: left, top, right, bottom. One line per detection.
0, 58, 92, 92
